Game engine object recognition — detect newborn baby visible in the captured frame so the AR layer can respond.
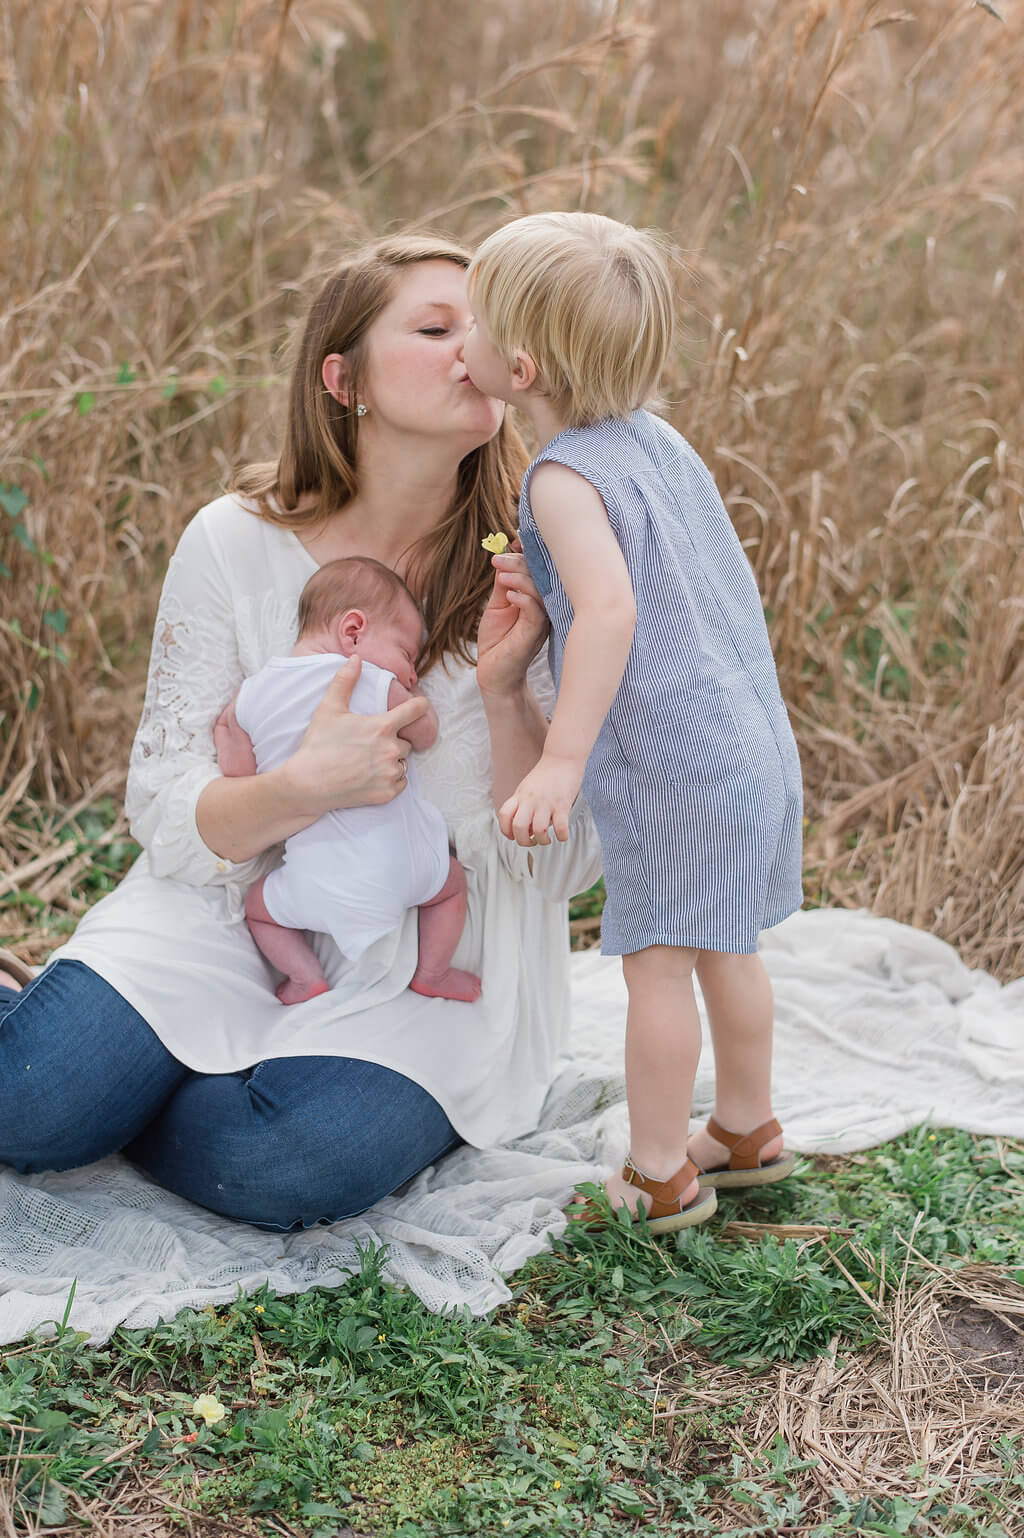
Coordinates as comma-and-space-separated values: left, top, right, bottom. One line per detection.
215, 556, 481, 1006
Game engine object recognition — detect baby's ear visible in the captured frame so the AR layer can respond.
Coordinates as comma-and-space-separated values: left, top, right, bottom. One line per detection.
336, 608, 367, 652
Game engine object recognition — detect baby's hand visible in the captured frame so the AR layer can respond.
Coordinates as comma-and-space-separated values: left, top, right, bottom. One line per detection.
498, 754, 583, 846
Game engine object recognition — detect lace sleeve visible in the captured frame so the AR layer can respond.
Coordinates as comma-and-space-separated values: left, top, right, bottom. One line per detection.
125, 511, 263, 887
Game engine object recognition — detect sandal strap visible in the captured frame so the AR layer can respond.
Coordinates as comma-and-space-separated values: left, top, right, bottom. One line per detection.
705, 1116, 783, 1171
622, 1155, 700, 1219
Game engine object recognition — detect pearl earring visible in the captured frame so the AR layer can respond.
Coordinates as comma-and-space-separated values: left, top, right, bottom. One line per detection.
356, 403, 367, 417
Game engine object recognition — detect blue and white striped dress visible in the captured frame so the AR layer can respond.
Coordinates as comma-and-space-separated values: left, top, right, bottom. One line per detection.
518, 409, 803, 956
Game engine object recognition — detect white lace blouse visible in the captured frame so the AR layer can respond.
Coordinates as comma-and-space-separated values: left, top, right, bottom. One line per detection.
54, 495, 604, 1147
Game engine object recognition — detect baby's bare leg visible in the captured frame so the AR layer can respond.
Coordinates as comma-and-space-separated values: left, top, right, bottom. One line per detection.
688, 951, 783, 1168
245, 878, 330, 1006
410, 856, 481, 1003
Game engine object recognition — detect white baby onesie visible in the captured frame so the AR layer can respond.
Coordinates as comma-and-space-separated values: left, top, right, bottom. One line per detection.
235, 656, 451, 962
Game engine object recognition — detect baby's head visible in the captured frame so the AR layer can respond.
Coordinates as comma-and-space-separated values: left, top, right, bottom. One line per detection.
466, 211, 674, 429
296, 557, 424, 689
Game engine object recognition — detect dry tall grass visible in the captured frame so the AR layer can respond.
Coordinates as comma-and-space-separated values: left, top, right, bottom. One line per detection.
1, 0, 1022, 975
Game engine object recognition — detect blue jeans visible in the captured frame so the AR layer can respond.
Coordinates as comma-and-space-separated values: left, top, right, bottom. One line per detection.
0, 960, 460, 1230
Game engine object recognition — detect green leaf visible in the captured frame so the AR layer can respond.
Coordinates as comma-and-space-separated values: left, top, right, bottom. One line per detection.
11, 521, 36, 552
0, 562, 10, 578
33, 1481, 67, 1527
42, 609, 68, 635
300, 1499, 353, 1517
116, 362, 136, 384
208, 374, 227, 397
0, 483, 28, 518
76, 391, 96, 415
161, 377, 179, 399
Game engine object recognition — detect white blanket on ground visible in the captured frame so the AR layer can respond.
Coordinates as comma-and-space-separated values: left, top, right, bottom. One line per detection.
1, 909, 1021, 1345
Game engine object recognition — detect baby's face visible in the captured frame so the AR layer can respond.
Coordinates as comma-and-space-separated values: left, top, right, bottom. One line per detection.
360, 602, 424, 690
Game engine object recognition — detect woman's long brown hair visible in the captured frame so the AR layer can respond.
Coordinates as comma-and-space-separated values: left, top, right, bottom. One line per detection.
231, 236, 529, 675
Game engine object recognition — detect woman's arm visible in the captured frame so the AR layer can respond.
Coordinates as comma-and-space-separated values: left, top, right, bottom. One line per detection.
127, 508, 427, 880
474, 543, 553, 804
499, 463, 636, 846
198, 661, 428, 864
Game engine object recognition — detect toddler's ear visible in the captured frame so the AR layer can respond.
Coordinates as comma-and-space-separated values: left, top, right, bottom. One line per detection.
510, 349, 538, 395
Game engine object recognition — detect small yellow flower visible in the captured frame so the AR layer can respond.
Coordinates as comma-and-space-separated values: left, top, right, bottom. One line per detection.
255, 1305, 264, 1314
481, 531, 510, 555
554, 1479, 562, 1490
378, 1333, 387, 1343
192, 1394, 228, 1427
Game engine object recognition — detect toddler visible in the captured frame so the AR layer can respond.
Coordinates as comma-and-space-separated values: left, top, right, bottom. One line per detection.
215, 557, 480, 1006
465, 212, 803, 1232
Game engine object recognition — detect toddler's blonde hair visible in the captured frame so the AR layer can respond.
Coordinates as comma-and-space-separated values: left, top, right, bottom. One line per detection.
468, 211, 674, 428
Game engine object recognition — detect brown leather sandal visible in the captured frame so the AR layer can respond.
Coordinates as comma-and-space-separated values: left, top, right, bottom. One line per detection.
0, 947, 37, 989
692, 1117, 797, 1189
571, 1154, 717, 1234
619, 1154, 718, 1233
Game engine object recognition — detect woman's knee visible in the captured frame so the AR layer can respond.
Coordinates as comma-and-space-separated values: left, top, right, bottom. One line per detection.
128, 1057, 460, 1228
0, 961, 187, 1173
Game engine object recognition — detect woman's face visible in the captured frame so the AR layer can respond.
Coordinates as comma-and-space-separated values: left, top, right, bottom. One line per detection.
352, 260, 505, 452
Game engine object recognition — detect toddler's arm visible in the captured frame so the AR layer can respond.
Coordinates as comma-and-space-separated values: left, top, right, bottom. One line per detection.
214, 692, 258, 778
387, 679, 439, 753
500, 461, 636, 845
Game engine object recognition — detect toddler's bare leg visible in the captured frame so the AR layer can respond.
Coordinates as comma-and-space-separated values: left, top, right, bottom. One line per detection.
688, 951, 783, 1168
245, 878, 330, 1006
579, 945, 702, 1219
409, 856, 481, 1003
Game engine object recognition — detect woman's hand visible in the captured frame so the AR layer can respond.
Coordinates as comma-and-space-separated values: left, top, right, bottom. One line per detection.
197, 657, 430, 865
475, 545, 548, 700
282, 657, 429, 817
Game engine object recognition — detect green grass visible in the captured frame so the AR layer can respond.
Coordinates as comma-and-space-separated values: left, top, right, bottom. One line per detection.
3, 1129, 1022, 1536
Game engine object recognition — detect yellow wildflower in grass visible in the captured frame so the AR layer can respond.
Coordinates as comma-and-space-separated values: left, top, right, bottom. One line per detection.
254, 1304, 264, 1314
192, 1394, 228, 1427
481, 531, 510, 555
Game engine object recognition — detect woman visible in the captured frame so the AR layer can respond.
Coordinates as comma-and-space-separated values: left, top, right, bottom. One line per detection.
0, 236, 603, 1229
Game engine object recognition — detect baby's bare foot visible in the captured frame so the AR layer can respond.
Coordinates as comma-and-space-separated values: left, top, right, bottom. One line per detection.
276, 977, 331, 1006
409, 967, 482, 1003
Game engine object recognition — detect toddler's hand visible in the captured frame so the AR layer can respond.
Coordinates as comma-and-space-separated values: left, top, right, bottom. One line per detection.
498, 754, 583, 846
